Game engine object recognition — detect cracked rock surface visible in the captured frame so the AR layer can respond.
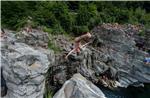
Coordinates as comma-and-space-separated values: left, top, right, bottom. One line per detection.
1, 30, 54, 98
49, 24, 150, 90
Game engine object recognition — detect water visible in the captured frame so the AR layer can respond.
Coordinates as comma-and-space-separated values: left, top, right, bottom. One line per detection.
98, 84, 150, 98
99, 86, 131, 98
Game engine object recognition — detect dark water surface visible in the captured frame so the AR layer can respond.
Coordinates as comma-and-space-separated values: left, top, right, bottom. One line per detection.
98, 84, 150, 98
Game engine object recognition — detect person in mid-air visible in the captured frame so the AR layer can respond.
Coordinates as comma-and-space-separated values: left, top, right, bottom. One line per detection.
65, 32, 92, 59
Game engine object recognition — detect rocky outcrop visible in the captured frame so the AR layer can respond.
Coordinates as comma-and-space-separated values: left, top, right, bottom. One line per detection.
90, 23, 150, 87
53, 73, 106, 98
145, 29, 150, 49
1, 30, 54, 98
16, 29, 49, 48
1, 23, 150, 98
49, 23, 150, 90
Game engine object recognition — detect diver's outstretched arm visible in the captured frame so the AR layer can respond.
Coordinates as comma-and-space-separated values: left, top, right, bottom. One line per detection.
65, 42, 91, 59
65, 48, 76, 59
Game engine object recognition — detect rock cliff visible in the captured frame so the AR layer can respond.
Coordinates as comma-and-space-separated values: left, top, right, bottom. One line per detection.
1, 30, 54, 98
49, 23, 150, 90
1, 23, 150, 98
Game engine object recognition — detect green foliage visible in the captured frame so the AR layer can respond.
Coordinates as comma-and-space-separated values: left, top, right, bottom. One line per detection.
48, 41, 61, 53
44, 81, 53, 98
72, 26, 89, 35
52, 23, 65, 34
138, 30, 145, 36
1, 1, 150, 34
43, 26, 53, 33
44, 90, 53, 98
76, 3, 98, 26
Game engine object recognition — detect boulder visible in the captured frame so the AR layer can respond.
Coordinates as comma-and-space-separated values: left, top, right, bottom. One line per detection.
1, 30, 54, 98
53, 73, 106, 98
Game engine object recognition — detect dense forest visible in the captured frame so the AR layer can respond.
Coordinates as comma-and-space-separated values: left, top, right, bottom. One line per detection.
1, 1, 150, 35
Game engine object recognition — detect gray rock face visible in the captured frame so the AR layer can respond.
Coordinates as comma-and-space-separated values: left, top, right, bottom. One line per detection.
53, 73, 106, 98
16, 29, 49, 48
90, 24, 150, 87
145, 29, 150, 49
1, 30, 54, 98
50, 24, 150, 89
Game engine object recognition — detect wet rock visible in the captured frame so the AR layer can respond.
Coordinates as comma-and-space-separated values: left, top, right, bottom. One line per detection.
53, 73, 106, 98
